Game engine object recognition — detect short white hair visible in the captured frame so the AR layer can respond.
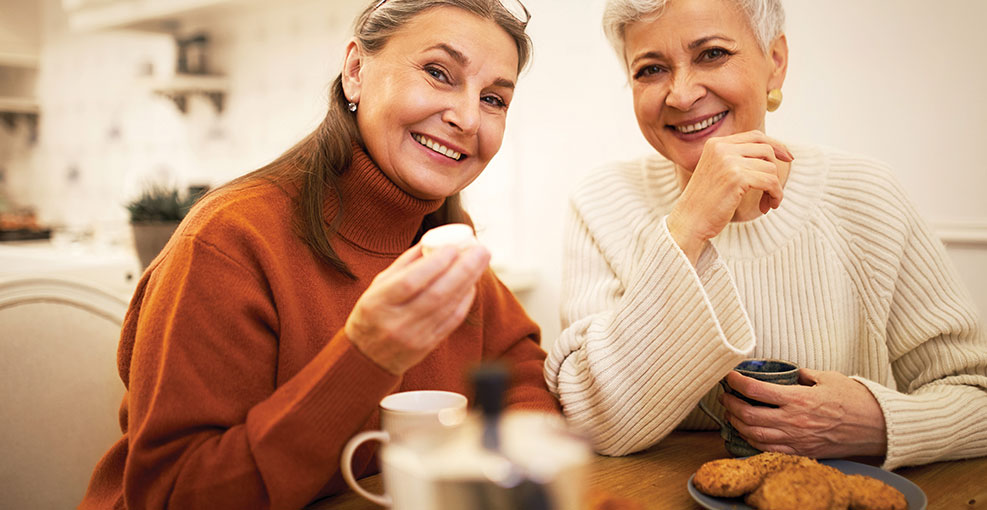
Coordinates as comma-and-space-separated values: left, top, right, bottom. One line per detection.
602, 0, 785, 69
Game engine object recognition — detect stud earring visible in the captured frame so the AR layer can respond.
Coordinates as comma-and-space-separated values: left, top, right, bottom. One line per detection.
766, 89, 783, 112
347, 102, 358, 113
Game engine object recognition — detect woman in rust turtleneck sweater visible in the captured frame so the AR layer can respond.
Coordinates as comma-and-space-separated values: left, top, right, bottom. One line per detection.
80, 1, 555, 509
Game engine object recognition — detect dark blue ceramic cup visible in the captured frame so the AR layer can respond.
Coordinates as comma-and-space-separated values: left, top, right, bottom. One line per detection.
698, 358, 799, 457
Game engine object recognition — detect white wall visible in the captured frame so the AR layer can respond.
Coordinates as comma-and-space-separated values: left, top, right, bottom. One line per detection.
2, 0, 985, 349
474, 0, 987, 348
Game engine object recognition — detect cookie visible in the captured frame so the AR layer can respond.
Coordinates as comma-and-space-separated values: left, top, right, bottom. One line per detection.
845, 473, 908, 510
807, 463, 852, 510
746, 451, 816, 475
745, 467, 834, 510
693, 458, 764, 498
420, 223, 477, 256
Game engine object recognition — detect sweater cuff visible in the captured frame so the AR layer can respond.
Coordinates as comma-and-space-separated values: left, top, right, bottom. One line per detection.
852, 376, 976, 470
659, 215, 756, 356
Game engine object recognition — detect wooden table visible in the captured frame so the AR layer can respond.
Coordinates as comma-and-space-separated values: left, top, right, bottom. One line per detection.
310, 431, 987, 509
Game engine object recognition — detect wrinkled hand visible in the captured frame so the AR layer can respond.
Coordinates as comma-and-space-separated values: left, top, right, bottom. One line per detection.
345, 243, 490, 375
667, 130, 792, 264
719, 368, 887, 458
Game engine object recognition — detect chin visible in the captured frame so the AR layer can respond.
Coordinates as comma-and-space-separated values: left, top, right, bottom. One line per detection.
408, 183, 460, 201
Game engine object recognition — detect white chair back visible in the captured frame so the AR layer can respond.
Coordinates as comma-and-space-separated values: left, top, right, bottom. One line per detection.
0, 276, 128, 510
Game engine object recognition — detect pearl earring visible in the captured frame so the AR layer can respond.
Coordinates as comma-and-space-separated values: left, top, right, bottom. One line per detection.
766, 89, 783, 112
347, 102, 358, 113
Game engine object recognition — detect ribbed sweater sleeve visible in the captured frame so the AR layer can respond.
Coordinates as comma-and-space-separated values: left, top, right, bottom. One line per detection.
544, 159, 756, 456
822, 154, 987, 469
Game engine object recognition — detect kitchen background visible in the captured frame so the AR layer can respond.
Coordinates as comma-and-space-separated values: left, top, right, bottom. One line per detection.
2, 0, 986, 348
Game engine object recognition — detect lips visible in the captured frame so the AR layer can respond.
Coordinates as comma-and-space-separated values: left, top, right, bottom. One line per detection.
673, 111, 727, 134
412, 133, 464, 161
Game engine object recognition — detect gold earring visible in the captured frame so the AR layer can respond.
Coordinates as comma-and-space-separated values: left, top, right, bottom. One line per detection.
766, 89, 783, 112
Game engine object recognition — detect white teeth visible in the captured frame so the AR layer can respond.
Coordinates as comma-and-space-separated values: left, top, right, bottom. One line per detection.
676, 112, 726, 134
413, 134, 463, 160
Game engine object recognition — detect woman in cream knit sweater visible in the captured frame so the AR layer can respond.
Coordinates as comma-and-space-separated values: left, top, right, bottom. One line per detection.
544, 0, 987, 470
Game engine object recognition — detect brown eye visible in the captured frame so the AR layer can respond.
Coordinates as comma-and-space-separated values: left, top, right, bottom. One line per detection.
700, 48, 730, 62
482, 95, 507, 109
634, 64, 665, 79
425, 65, 450, 83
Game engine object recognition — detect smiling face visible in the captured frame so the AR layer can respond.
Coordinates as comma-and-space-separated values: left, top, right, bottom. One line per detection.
623, 0, 787, 171
341, 6, 519, 200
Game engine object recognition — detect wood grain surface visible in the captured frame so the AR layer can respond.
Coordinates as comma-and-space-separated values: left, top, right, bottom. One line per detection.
309, 431, 987, 510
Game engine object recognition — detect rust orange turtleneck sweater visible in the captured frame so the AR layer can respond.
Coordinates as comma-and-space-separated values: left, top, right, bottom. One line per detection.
79, 145, 558, 510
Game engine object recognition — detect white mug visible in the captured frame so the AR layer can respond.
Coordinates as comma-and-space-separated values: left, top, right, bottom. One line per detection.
341, 390, 468, 506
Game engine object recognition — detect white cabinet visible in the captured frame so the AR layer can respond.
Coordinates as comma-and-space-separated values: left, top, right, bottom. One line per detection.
61, 0, 248, 32
0, 242, 140, 300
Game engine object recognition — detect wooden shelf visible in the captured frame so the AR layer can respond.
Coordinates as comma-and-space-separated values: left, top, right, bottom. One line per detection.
0, 51, 40, 69
143, 73, 227, 114
0, 97, 39, 115
0, 49, 40, 133
146, 73, 227, 92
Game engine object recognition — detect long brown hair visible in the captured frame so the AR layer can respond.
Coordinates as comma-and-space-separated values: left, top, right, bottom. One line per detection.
217, 0, 532, 278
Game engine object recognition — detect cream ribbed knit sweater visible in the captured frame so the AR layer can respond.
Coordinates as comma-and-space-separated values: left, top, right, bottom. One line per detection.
545, 143, 987, 470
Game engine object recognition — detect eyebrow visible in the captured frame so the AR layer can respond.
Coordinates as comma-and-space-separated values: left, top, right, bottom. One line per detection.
426, 43, 516, 90
629, 35, 736, 68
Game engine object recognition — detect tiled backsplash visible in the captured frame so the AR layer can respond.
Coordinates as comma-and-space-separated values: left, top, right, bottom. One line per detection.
2, 0, 361, 243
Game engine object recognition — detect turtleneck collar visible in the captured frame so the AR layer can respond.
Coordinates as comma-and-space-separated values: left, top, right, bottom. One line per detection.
329, 143, 445, 254
713, 142, 827, 258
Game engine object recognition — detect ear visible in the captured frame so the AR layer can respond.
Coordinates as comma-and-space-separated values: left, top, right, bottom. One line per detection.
766, 34, 788, 91
341, 39, 364, 104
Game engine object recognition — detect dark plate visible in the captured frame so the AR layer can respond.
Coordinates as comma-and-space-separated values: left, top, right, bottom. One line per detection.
687, 459, 926, 510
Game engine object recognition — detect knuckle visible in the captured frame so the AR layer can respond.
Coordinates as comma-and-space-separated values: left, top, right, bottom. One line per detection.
749, 428, 770, 443
395, 278, 418, 296
737, 407, 756, 423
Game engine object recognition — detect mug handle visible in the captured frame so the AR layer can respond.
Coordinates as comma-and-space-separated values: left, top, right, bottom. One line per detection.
697, 400, 727, 431
341, 430, 392, 507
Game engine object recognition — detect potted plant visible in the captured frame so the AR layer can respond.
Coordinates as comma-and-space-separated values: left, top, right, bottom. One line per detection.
126, 184, 198, 269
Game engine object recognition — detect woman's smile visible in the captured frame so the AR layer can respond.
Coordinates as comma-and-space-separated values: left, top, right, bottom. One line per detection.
671, 111, 728, 136
411, 132, 465, 161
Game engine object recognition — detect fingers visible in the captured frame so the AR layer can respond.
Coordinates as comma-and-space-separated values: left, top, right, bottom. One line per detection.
431, 285, 478, 340
797, 367, 822, 386
375, 245, 490, 304
345, 244, 490, 375
703, 139, 785, 207
373, 244, 466, 304
405, 245, 490, 315
720, 392, 812, 455
723, 371, 791, 407
741, 161, 784, 209
723, 407, 794, 446
720, 130, 793, 162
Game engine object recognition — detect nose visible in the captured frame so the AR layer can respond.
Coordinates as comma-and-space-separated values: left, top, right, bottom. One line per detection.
441, 90, 481, 135
665, 70, 705, 111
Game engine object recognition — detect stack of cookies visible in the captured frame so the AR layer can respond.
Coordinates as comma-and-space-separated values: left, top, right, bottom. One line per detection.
692, 452, 907, 510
